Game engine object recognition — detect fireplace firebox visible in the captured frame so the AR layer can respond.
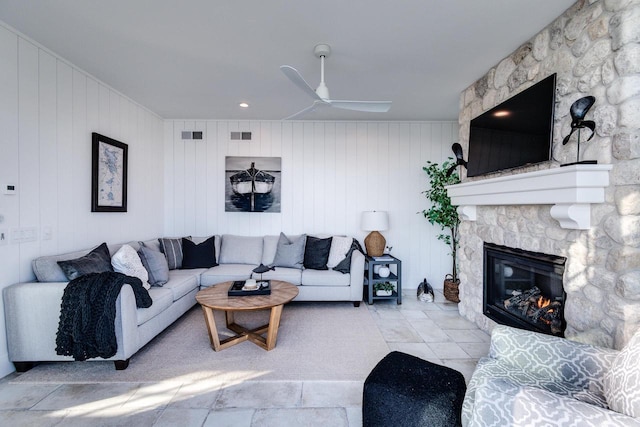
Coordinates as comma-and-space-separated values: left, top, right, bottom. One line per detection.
483, 243, 566, 336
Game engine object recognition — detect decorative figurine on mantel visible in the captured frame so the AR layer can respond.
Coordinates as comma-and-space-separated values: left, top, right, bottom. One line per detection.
561, 96, 597, 166
446, 143, 468, 177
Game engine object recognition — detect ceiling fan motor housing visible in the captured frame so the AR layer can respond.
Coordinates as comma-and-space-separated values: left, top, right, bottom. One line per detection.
314, 44, 331, 58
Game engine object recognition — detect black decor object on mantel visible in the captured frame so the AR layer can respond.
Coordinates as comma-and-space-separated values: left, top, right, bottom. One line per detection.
446, 143, 468, 177
561, 96, 598, 166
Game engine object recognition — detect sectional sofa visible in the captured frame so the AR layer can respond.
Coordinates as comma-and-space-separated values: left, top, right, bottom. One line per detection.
3, 234, 365, 371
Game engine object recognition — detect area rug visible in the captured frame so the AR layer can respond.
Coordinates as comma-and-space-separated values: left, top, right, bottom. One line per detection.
12, 302, 389, 384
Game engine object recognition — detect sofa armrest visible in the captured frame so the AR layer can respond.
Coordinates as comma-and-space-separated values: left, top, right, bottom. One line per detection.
3, 281, 140, 363
489, 325, 618, 394
468, 378, 640, 427
349, 250, 365, 302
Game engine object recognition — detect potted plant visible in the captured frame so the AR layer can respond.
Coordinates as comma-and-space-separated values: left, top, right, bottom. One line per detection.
374, 282, 395, 297
421, 159, 461, 302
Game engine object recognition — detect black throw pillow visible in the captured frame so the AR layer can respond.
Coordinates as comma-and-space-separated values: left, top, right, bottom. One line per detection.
57, 242, 113, 280
303, 236, 333, 270
181, 237, 217, 269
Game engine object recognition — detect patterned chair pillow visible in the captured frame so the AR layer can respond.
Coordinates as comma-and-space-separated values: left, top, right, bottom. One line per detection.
604, 329, 640, 418
469, 378, 640, 427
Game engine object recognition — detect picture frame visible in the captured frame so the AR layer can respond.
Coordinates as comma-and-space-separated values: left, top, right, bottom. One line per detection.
225, 156, 281, 213
91, 132, 128, 212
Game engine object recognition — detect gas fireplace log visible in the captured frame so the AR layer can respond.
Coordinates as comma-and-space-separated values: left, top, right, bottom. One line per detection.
504, 287, 541, 309
531, 301, 561, 323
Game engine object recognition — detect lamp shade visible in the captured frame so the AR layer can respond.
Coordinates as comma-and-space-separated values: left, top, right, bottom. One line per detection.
361, 211, 389, 231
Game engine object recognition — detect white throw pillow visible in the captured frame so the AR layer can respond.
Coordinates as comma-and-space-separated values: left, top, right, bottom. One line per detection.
327, 236, 353, 268
111, 244, 150, 290
604, 328, 640, 418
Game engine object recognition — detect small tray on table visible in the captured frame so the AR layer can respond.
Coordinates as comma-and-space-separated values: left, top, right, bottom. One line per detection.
228, 280, 271, 296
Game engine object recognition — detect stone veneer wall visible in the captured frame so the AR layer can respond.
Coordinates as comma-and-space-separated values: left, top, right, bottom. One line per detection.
457, 0, 640, 349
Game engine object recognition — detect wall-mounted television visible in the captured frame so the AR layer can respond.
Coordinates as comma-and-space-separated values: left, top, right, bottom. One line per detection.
467, 73, 556, 177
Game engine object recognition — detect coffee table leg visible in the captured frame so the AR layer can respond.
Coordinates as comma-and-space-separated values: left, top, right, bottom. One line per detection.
225, 310, 235, 328
265, 304, 284, 350
201, 306, 221, 351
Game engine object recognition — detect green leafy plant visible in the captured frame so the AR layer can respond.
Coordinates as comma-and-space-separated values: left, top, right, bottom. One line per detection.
421, 159, 461, 281
374, 282, 395, 293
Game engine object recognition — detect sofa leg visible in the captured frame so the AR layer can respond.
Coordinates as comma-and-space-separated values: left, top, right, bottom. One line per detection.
354, 301, 361, 307
114, 359, 130, 370
14, 362, 35, 372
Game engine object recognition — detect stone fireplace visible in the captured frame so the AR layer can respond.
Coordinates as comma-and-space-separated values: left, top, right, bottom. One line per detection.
450, 0, 640, 350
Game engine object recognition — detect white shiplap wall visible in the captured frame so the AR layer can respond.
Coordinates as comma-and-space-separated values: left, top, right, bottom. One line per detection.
0, 23, 164, 376
164, 120, 458, 292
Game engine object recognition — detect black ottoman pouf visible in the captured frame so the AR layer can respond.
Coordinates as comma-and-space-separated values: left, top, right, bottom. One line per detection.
363, 351, 467, 427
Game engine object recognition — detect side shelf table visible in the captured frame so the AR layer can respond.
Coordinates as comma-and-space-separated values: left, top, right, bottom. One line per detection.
364, 255, 402, 305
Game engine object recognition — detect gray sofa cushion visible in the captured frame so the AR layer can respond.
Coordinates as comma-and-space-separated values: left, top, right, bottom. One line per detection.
272, 233, 306, 269
33, 249, 95, 282
164, 270, 200, 301
57, 242, 113, 280
137, 287, 173, 325
200, 264, 256, 287
302, 269, 351, 286
262, 235, 279, 265
219, 235, 263, 265
260, 267, 303, 285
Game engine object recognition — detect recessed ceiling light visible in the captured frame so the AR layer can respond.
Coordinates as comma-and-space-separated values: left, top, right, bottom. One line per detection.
493, 110, 510, 117
239, 102, 249, 108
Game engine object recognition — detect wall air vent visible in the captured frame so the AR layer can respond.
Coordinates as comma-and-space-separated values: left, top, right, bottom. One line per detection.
181, 131, 204, 140
230, 132, 252, 140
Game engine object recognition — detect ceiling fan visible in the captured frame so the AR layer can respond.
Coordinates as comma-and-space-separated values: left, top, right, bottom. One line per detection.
280, 44, 392, 120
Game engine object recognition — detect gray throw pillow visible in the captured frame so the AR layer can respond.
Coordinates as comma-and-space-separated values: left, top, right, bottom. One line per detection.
138, 243, 170, 286
57, 242, 113, 280
159, 237, 185, 270
271, 232, 306, 269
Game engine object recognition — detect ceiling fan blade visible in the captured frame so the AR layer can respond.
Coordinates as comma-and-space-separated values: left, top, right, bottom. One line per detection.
283, 102, 328, 120
328, 100, 392, 113
280, 65, 322, 101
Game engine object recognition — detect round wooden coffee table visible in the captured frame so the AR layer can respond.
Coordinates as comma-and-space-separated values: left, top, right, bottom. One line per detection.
195, 280, 299, 351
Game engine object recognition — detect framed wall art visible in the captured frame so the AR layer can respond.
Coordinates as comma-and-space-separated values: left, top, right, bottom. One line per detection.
91, 132, 128, 212
225, 156, 281, 213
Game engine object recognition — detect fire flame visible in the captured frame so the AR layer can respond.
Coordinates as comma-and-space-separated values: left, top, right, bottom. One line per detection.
537, 296, 554, 325
537, 297, 551, 309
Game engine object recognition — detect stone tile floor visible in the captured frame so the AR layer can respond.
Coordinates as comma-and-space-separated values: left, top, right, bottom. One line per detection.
0, 291, 489, 426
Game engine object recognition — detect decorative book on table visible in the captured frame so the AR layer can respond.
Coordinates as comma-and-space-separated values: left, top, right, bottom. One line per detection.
228, 280, 271, 296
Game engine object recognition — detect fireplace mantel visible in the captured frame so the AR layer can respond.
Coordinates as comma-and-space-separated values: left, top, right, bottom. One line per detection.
445, 164, 613, 230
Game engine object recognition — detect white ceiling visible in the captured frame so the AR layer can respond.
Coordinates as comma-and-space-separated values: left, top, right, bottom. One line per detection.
0, 0, 575, 121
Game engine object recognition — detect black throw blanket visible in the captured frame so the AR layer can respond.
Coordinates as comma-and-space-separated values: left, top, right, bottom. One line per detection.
56, 271, 152, 361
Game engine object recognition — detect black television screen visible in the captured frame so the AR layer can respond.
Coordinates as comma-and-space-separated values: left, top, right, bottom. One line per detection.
467, 73, 556, 177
